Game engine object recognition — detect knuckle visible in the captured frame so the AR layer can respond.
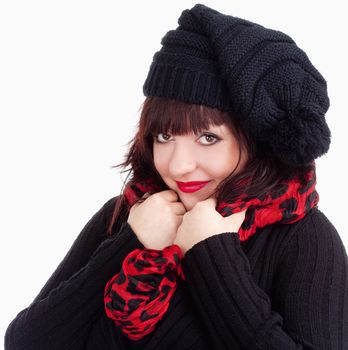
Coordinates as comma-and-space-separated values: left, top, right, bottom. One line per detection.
152, 193, 161, 204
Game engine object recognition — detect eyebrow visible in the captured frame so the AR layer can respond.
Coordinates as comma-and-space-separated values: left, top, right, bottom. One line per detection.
197, 126, 225, 135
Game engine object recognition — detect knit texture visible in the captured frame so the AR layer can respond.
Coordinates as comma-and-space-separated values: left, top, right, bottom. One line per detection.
5, 196, 348, 349
143, 3, 331, 166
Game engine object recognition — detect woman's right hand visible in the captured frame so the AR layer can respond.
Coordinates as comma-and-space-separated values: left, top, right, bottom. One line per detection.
127, 190, 186, 250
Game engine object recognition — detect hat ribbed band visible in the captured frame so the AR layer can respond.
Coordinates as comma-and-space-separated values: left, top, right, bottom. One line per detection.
143, 61, 232, 112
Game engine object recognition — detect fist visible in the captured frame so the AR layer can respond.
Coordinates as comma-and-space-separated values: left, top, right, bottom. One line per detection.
127, 190, 186, 250
174, 197, 246, 255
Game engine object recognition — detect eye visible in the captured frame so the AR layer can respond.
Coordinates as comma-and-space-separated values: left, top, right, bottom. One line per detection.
199, 133, 220, 145
153, 133, 173, 143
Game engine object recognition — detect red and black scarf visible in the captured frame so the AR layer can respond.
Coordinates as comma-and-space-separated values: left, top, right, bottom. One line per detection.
104, 163, 319, 340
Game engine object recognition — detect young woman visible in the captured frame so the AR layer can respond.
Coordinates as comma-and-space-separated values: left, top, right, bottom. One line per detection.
5, 4, 347, 349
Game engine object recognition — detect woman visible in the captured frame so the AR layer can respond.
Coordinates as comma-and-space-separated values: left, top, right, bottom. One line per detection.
5, 3, 347, 349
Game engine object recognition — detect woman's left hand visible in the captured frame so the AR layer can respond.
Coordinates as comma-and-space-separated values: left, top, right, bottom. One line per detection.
173, 197, 247, 255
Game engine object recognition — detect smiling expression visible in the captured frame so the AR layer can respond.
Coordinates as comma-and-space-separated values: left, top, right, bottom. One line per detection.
153, 123, 248, 211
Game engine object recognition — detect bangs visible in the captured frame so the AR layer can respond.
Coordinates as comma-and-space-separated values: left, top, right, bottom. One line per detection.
139, 96, 233, 136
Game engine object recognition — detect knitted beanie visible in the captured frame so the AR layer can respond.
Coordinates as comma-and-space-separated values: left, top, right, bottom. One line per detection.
143, 3, 331, 167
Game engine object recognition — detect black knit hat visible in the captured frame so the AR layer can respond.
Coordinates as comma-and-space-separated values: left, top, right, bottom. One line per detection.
143, 3, 331, 167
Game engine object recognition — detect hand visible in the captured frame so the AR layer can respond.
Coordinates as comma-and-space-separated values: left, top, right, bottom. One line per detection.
173, 197, 246, 255
127, 190, 187, 250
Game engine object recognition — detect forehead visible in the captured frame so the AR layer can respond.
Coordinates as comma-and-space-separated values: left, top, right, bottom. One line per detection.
177, 123, 233, 137
204, 124, 231, 135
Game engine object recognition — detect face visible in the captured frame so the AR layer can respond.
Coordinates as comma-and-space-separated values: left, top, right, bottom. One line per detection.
153, 123, 248, 211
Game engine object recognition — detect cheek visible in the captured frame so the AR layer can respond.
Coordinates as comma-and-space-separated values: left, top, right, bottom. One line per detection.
153, 146, 168, 175
205, 149, 240, 178
208, 161, 234, 180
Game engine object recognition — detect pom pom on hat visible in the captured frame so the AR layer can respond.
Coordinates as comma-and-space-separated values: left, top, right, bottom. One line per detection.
143, 3, 331, 167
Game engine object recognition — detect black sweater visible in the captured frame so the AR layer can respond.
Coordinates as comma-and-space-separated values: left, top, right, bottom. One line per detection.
5, 196, 348, 349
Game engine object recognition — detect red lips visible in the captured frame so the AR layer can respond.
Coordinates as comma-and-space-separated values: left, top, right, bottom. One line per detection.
175, 181, 211, 193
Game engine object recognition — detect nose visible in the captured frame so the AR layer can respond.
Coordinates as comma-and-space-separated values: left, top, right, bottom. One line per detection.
168, 141, 197, 177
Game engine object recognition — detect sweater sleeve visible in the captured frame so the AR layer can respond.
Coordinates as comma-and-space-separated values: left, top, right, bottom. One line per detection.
180, 210, 348, 349
32, 196, 121, 303
4, 197, 145, 350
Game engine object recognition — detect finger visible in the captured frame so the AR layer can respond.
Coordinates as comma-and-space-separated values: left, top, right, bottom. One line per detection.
142, 192, 150, 199
203, 196, 217, 207
135, 193, 149, 206
129, 202, 139, 213
159, 189, 179, 203
171, 202, 187, 215
240, 209, 247, 217
228, 209, 247, 222
175, 213, 185, 224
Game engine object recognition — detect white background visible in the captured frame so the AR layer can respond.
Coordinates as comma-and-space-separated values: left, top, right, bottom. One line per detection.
1, 0, 347, 345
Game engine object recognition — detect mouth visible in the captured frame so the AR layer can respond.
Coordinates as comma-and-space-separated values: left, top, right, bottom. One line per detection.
175, 180, 211, 193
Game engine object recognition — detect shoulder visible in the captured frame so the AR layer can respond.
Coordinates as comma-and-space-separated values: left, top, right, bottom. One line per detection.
92, 195, 125, 222
76, 195, 123, 241
99, 196, 119, 218
99, 195, 129, 235
83, 196, 118, 228
65, 196, 125, 255
296, 207, 344, 245
279, 207, 347, 266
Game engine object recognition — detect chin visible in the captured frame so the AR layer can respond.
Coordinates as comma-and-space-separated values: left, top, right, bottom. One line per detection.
177, 194, 204, 211
181, 201, 194, 212
170, 183, 214, 210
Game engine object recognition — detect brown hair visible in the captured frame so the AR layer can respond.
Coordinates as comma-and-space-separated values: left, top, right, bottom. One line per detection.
106, 96, 315, 235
